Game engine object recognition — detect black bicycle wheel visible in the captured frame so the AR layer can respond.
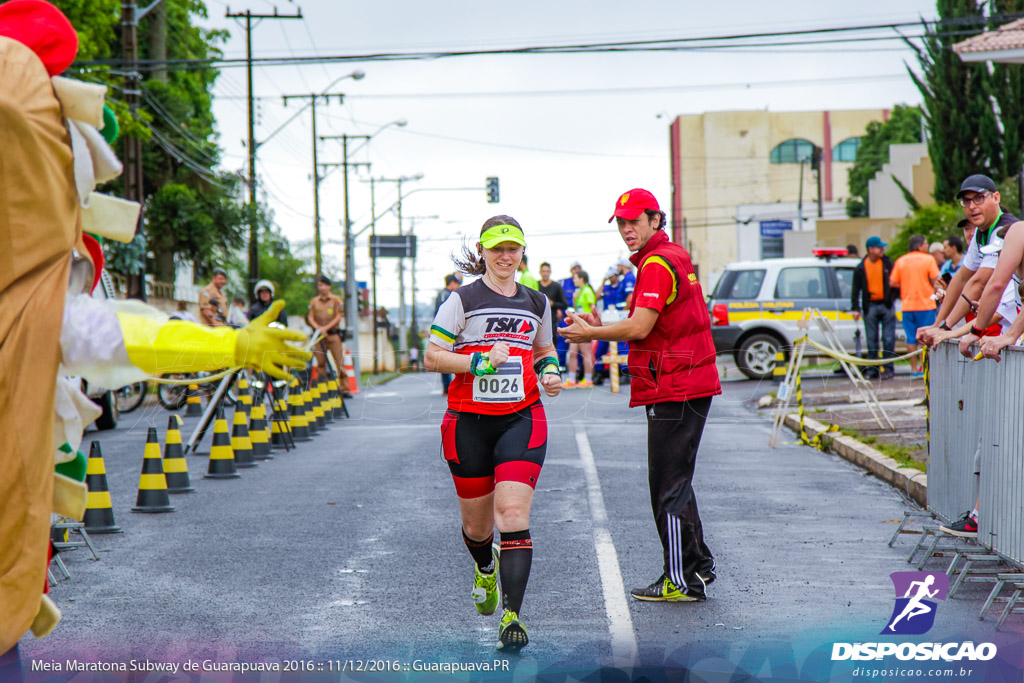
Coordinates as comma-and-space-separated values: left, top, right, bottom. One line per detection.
158, 375, 189, 410
115, 381, 147, 414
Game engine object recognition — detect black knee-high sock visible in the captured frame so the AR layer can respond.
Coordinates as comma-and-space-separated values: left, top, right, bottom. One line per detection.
462, 529, 495, 572
499, 529, 532, 614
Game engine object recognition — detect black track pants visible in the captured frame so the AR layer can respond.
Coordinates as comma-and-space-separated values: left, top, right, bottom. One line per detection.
645, 396, 715, 597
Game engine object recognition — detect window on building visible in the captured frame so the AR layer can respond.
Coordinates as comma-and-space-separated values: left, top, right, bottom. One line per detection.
832, 137, 861, 163
775, 267, 829, 299
769, 138, 815, 164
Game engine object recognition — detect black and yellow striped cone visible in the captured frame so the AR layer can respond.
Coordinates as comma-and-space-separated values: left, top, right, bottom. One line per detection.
318, 376, 334, 424
773, 351, 787, 383
231, 407, 257, 468
311, 379, 326, 429
326, 376, 341, 419
250, 403, 273, 459
185, 383, 204, 416
303, 385, 319, 436
288, 391, 311, 441
237, 375, 253, 409
83, 441, 122, 534
163, 415, 195, 493
131, 427, 175, 513
205, 406, 240, 479
270, 399, 288, 447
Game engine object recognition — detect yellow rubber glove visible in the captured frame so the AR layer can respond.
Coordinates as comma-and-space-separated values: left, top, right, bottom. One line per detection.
235, 300, 311, 380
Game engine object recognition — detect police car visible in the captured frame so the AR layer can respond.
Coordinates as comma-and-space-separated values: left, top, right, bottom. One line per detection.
707, 249, 907, 380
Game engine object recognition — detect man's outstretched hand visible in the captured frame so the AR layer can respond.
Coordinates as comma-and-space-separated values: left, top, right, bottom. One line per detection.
235, 300, 312, 380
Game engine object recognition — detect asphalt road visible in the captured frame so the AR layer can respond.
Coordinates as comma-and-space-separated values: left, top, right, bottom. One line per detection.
18, 372, 1020, 680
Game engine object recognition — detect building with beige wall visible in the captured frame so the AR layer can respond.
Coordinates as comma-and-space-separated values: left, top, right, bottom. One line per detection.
668, 108, 887, 285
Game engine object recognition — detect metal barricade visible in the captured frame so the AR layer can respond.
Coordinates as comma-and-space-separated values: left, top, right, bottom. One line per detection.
978, 345, 1024, 565
927, 342, 984, 524
929, 341, 1024, 564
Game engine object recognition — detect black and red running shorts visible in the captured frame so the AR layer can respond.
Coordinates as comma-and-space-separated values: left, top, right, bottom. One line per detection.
439, 401, 547, 498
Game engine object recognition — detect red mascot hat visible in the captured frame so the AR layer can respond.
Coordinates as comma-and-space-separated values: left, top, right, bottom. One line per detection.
0, 0, 77, 76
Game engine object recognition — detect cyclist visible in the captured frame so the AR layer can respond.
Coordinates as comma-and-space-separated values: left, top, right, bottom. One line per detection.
424, 216, 562, 652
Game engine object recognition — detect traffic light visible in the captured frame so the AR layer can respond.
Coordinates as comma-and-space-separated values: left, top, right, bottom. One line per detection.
486, 177, 499, 203
810, 146, 822, 172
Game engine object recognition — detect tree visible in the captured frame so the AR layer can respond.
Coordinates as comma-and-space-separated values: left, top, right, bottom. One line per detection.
846, 105, 923, 217
887, 203, 964, 260
906, 0, 1002, 201
57, 0, 246, 284
990, 0, 1024, 184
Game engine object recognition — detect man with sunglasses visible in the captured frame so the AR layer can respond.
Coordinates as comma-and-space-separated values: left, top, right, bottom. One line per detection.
917, 175, 1018, 347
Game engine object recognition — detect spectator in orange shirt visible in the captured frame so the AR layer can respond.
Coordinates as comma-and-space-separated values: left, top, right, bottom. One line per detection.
850, 236, 897, 379
891, 234, 942, 378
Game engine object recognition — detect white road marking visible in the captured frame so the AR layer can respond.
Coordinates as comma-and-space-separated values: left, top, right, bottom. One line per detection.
574, 421, 637, 666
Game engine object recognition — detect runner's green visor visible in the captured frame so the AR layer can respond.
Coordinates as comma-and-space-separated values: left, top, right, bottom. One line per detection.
480, 224, 526, 249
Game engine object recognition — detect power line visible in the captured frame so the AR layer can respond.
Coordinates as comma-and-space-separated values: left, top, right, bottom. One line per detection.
71, 15, 1024, 72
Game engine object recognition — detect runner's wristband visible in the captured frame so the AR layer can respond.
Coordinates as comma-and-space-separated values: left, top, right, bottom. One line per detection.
470, 351, 496, 376
970, 325, 985, 337
534, 356, 559, 376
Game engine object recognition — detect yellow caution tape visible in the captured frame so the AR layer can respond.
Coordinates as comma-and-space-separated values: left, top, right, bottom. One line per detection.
802, 338, 923, 366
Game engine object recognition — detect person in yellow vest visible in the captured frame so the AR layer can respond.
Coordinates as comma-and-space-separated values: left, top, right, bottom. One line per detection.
308, 274, 352, 396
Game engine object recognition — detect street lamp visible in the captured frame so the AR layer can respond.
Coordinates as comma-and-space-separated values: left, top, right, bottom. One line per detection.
320, 120, 408, 380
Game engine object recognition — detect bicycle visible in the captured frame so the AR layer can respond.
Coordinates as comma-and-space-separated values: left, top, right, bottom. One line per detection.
114, 381, 147, 414
157, 370, 239, 411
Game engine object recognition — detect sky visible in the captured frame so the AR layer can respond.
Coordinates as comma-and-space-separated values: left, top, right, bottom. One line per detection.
197, 0, 939, 323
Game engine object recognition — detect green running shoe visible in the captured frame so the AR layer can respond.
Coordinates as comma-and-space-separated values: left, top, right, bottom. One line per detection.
497, 609, 528, 651
471, 548, 499, 615
630, 573, 705, 602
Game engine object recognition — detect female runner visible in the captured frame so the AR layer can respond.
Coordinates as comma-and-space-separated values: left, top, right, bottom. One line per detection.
425, 216, 561, 651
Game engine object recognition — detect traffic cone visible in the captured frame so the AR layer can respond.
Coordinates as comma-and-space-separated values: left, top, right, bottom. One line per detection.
288, 390, 311, 441
231, 407, 257, 468
185, 383, 204, 416
270, 398, 289, 448
205, 405, 240, 479
303, 384, 319, 436
344, 349, 359, 394
318, 375, 334, 424
131, 427, 175, 513
237, 375, 253, 409
83, 441, 122, 534
326, 376, 340, 419
163, 415, 195, 493
311, 378, 326, 430
250, 402, 272, 459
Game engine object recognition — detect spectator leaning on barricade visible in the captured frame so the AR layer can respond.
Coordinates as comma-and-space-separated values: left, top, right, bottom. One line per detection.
434, 273, 461, 394
307, 274, 352, 397
963, 196, 1024, 362
940, 234, 964, 284
537, 262, 568, 336
249, 280, 289, 327
517, 254, 539, 290
198, 267, 229, 327
890, 234, 941, 378
850, 236, 897, 380
917, 174, 1018, 349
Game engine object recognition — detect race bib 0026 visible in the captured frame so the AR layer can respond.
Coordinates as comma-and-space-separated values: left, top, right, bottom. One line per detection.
472, 356, 526, 403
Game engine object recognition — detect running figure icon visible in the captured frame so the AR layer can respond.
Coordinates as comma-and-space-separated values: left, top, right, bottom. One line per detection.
887, 575, 939, 632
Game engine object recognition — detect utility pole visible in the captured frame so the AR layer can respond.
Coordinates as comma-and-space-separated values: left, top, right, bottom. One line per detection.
320, 134, 370, 380
279, 91, 346, 275
369, 176, 378, 373
797, 157, 806, 230
121, 0, 160, 300
225, 7, 302, 298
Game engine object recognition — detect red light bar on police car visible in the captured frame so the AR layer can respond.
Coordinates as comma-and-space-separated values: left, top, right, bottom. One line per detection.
812, 248, 849, 258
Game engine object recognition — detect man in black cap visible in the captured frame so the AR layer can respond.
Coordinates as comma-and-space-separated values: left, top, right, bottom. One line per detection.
918, 174, 1018, 347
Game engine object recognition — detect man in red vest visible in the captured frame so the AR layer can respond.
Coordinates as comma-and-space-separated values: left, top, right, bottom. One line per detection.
561, 188, 721, 602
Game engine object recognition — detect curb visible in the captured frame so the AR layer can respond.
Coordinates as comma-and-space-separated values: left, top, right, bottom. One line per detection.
783, 413, 927, 508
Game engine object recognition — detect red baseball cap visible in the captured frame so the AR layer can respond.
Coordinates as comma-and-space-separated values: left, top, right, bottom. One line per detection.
0, 0, 78, 77
608, 188, 660, 223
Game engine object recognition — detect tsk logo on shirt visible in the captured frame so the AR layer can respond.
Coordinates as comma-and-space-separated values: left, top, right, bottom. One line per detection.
484, 317, 533, 334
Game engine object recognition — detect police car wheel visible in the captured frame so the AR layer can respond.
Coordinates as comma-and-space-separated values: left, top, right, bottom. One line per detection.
736, 333, 783, 381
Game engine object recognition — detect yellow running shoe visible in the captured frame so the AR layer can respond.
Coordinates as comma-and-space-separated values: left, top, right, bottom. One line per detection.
472, 548, 499, 615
